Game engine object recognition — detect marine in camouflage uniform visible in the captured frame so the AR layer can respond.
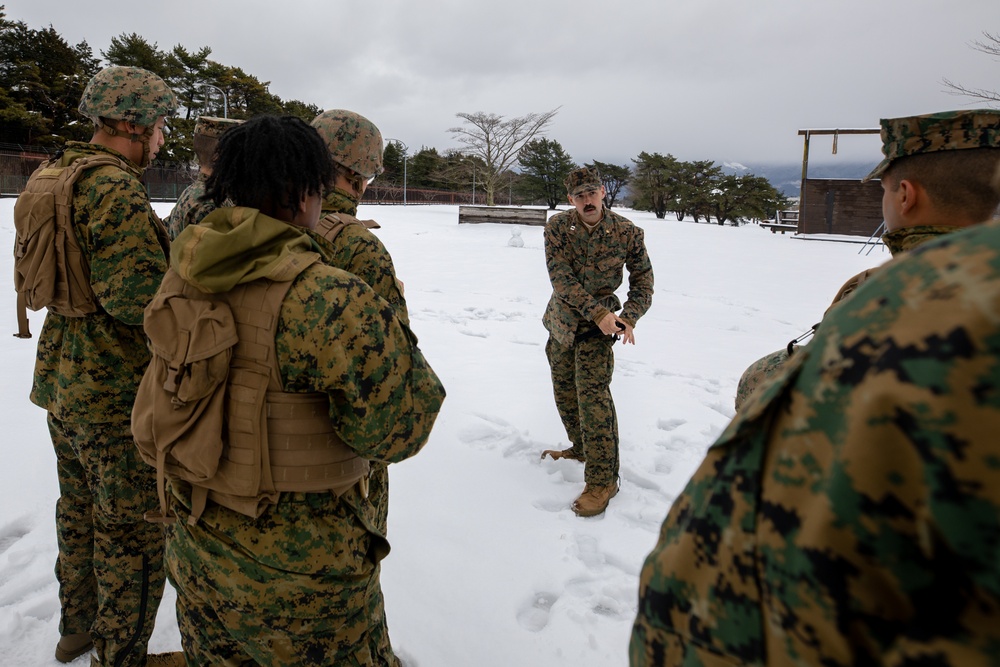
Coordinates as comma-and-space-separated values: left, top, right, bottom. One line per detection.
308, 109, 410, 537
735, 110, 992, 412
26, 66, 178, 666
161, 115, 445, 666
631, 110, 1000, 666
733, 226, 957, 412
165, 116, 241, 240
542, 167, 653, 516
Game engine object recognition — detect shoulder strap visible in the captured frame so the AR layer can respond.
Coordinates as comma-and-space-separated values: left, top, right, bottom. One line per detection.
315, 212, 369, 244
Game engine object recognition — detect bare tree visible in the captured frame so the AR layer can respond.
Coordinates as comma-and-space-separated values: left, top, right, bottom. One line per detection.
942, 30, 1000, 105
448, 108, 559, 206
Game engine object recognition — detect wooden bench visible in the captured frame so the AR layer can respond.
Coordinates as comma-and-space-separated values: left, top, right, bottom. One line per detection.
761, 223, 798, 234
458, 206, 548, 226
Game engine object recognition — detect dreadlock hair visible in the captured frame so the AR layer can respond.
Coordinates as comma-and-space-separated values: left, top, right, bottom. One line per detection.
883, 147, 1000, 223
205, 114, 333, 215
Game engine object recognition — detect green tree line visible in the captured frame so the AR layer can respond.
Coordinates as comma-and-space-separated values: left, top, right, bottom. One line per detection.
0, 6, 318, 163
1, 6, 787, 221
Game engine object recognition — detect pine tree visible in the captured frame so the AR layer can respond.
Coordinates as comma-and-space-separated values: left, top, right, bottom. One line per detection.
517, 138, 575, 209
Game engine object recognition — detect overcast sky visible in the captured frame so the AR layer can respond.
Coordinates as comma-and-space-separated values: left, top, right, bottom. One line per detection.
8, 0, 1000, 167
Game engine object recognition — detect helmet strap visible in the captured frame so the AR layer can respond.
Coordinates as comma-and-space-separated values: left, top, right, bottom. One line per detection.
98, 119, 153, 168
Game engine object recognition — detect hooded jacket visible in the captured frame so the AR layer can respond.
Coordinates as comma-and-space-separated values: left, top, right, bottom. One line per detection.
171, 206, 444, 464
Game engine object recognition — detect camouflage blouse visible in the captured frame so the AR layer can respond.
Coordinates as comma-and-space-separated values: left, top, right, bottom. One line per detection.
305, 188, 409, 327
165, 173, 214, 240
632, 220, 1000, 666
31, 142, 169, 424
543, 207, 653, 346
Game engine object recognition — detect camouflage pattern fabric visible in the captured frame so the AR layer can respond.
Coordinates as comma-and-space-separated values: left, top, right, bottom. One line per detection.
307, 187, 412, 535
29, 142, 169, 666
50, 415, 165, 667
167, 484, 397, 666
543, 207, 652, 489
546, 334, 619, 486
165, 174, 215, 240
864, 109, 1000, 181
31, 142, 170, 423
543, 207, 653, 347
310, 110, 384, 179
193, 116, 240, 139
309, 188, 409, 327
165, 206, 445, 664
78, 66, 177, 127
734, 225, 955, 412
882, 224, 959, 255
631, 219, 1000, 666
733, 348, 789, 413
564, 166, 603, 196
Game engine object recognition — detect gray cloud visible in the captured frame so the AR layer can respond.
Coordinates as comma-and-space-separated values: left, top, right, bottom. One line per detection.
9, 0, 999, 167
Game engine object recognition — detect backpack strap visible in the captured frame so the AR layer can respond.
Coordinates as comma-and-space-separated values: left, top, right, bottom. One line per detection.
14, 292, 31, 339
314, 212, 373, 244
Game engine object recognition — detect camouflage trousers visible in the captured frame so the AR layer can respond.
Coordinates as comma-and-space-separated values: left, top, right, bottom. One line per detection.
49, 414, 166, 667
165, 482, 397, 666
545, 334, 620, 486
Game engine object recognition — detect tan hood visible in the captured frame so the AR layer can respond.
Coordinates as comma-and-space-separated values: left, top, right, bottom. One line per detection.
171, 206, 322, 293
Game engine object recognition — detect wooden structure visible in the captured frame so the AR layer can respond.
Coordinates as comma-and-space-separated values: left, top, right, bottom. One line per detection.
798, 179, 884, 236
795, 128, 883, 237
457, 206, 548, 226
761, 223, 798, 234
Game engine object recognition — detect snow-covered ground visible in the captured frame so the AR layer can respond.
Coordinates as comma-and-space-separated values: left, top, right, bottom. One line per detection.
0, 200, 885, 666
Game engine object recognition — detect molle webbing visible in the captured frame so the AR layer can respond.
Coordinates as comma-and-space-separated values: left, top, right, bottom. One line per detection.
266, 393, 369, 495
189, 277, 368, 522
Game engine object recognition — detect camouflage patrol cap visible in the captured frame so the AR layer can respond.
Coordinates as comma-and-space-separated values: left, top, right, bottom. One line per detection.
310, 109, 384, 179
194, 116, 241, 139
863, 109, 1000, 182
78, 66, 177, 127
565, 166, 602, 196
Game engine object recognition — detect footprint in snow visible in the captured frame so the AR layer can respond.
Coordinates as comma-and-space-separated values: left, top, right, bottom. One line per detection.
516, 592, 559, 632
657, 418, 686, 431
0, 515, 33, 557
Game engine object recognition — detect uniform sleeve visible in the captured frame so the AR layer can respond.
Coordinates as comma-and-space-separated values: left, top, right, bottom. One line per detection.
278, 265, 444, 463
621, 225, 653, 326
544, 219, 605, 323
342, 228, 411, 328
80, 169, 168, 325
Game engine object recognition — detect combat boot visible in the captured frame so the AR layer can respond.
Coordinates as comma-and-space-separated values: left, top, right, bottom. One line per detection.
572, 482, 619, 517
55, 632, 93, 663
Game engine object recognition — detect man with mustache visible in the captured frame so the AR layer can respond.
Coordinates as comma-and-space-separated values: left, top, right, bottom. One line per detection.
541, 166, 654, 516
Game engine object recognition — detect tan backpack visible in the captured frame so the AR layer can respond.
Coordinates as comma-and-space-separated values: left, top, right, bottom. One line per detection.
132, 268, 369, 525
12, 154, 130, 338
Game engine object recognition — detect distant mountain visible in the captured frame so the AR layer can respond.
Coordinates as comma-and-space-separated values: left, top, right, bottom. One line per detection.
722, 161, 880, 197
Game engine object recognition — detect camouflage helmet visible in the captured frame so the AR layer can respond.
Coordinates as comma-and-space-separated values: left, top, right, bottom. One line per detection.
734, 348, 789, 413
310, 109, 384, 179
79, 66, 178, 128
